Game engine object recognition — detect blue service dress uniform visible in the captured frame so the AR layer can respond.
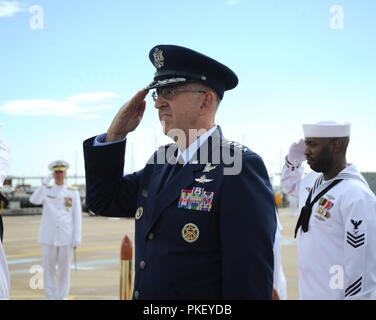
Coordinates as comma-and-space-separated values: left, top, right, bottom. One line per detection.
83, 127, 276, 299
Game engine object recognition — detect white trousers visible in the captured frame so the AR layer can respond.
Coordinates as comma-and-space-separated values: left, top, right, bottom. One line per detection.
0, 241, 10, 299
42, 245, 73, 300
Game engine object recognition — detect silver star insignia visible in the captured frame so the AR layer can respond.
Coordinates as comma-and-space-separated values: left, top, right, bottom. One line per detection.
195, 175, 214, 184
203, 163, 217, 173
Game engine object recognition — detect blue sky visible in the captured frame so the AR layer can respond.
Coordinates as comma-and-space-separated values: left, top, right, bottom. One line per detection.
1, 0, 375, 184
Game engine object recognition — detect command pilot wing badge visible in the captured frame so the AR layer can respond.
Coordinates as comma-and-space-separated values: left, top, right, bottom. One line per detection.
195, 175, 214, 184
153, 48, 164, 68
202, 163, 217, 173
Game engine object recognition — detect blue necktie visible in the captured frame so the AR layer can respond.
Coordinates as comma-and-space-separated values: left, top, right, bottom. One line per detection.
165, 162, 183, 185
159, 156, 184, 190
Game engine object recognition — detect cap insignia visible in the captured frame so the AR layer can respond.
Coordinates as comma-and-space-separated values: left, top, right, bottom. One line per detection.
153, 48, 164, 68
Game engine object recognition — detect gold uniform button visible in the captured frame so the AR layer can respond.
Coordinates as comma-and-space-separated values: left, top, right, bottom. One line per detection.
139, 261, 146, 269
134, 290, 140, 299
135, 206, 144, 220
148, 233, 154, 240
182, 223, 200, 243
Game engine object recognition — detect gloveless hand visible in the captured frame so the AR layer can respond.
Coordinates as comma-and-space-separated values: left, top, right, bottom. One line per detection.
106, 90, 148, 142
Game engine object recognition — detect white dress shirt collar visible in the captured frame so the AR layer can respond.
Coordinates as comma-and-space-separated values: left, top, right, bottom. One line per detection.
177, 125, 217, 165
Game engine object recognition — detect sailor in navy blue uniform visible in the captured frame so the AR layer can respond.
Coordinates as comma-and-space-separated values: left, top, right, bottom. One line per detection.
83, 45, 277, 299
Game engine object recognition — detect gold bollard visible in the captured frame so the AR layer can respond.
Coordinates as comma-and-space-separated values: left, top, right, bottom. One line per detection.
274, 191, 283, 208
120, 235, 133, 300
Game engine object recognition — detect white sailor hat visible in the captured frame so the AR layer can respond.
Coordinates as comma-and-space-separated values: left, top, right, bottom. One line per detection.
48, 160, 70, 172
303, 121, 351, 138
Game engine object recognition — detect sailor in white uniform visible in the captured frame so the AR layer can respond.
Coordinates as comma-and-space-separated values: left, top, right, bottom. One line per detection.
0, 137, 11, 299
29, 160, 82, 300
281, 121, 376, 299
0, 241, 8, 300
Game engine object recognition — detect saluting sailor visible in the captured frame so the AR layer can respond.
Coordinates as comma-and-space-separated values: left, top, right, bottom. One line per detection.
281, 121, 376, 299
83, 45, 277, 299
29, 160, 82, 300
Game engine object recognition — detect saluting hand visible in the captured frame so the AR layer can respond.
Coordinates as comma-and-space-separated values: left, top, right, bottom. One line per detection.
42, 174, 51, 187
287, 138, 306, 164
106, 90, 148, 142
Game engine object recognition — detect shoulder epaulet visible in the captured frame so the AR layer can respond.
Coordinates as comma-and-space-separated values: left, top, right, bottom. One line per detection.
67, 186, 78, 191
222, 140, 251, 154
46, 186, 52, 189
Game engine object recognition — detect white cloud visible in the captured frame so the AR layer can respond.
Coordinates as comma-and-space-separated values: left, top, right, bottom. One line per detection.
0, 91, 119, 118
0, 1, 26, 17
224, 0, 239, 7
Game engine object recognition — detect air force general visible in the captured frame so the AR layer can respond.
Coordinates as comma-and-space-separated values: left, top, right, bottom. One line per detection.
83, 45, 277, 299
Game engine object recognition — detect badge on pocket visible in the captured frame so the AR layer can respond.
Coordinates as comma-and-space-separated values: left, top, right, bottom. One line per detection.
64, 197, 73, 209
